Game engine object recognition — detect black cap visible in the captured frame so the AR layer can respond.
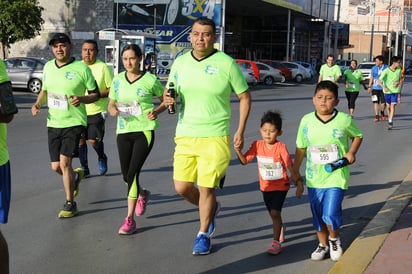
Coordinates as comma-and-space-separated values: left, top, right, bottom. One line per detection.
49, 33, 71, 45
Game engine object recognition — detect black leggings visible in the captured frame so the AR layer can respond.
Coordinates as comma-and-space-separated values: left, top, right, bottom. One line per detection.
117, 131, 154, 199
345, 91, 359, 109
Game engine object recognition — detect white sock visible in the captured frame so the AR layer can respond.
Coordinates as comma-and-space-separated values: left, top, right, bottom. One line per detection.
197, 232, 208, 237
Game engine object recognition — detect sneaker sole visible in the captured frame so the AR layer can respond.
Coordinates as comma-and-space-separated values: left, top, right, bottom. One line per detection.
118, 229, 137, 235
267, 249, 281, 255
58, 210, 79, 218
192, 245, 212, 256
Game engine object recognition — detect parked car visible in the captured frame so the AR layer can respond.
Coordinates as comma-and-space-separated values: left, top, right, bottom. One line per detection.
4, 57, 47, 94
255, 61, 285, 85
239, 65, 258, 86
236, 59, 261, 81
258, 59, 292, 80
280, 61, 311, 82
294, 61, 316, 78
357, 62, 375, 80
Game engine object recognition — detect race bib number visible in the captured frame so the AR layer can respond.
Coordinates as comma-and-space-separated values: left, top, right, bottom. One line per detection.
47, 93, 68, 110
117, 101, 142, 118
327, 76, 334, 81
257, 156, 283, 180
309, 144, 339, 164
348, 82, 355, 89
371, 95, 378, 102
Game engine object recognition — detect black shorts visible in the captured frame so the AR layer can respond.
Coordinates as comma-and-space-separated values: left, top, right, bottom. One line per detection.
48, 126, 84, 162
262, 190, 288, 212
371, 89, 385, 104
82, 113, 106, 141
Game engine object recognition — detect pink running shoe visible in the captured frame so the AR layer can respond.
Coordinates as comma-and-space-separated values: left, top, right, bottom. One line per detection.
118, 217, 137, 235
267, 240, 282, 255
135, 189, 151, 216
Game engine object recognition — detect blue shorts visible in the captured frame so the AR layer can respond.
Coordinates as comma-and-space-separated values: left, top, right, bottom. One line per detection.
384, 93, 399, 105
308, 187, 345, 231
0, 161, 11, 224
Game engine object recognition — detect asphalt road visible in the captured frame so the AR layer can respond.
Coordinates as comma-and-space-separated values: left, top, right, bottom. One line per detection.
3, 77, 412, 273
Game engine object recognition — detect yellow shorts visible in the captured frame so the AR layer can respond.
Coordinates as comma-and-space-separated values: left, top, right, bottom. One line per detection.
173, 136, 231, 188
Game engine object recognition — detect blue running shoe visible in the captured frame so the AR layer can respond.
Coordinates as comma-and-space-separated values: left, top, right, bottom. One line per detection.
192, 234, 211, 255
98, 155, 108, 175
207, 201, 221, 237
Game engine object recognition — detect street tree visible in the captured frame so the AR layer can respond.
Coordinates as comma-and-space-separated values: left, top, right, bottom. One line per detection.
0, 0, 44, 59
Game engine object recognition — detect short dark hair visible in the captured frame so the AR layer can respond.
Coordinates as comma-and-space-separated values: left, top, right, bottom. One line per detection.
261, 111, 282, 131
315, 81, 338, 99
192, 17, 216, 34
121, 44, 143, 58
82, 39, 98, 52
391, 56, 401, 64
375, 55, 384, 62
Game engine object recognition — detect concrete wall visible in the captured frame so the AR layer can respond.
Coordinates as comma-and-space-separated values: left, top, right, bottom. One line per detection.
7, 0, 113, 61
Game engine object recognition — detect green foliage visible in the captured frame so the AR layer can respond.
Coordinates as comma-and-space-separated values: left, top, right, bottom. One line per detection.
0, 0, 44, 57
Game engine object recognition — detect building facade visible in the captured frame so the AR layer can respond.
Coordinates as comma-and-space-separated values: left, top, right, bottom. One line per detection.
6, 0, 412, 66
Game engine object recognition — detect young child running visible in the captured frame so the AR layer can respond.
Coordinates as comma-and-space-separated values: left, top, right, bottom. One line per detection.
234, 111, 303, 255
293, 81, 363, 261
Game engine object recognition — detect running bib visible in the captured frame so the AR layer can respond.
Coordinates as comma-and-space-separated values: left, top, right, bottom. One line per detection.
348, 82, 355, 89
117, 101, 142, 118
327, 76, 334, 81
257, 156, 283, 180
371, 95, 378, 102
309, 144, 339, 164
48, 92, 68, 110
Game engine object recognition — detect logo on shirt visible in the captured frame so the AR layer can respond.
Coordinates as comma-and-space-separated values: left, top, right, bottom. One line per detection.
332, 129, 344, 138
205, 65, 219, 75
65, 72, 76, 80
136, 88, 149, 97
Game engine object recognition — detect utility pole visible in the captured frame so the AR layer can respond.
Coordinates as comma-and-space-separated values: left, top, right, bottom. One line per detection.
333, 0, 341, 60
369, 1, 375, 61
386, 0, 393, 64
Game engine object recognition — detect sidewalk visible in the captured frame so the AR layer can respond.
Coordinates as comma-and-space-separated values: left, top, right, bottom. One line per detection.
329, 170, 412, 274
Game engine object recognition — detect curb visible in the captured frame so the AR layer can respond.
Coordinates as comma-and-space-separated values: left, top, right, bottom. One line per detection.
328, 170, 412, 274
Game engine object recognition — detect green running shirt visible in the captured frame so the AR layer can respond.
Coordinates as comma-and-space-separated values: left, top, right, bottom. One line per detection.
296, 110, 363, 189
109, 72, 163, 134
42, 59, 97, 128
167, 50, 248, 137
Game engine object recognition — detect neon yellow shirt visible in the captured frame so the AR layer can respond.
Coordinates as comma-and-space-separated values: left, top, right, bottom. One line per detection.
83, 59, 114, 115
320, 64, 341, 82
0, 60, 9, 83
109, 72, 163, 134
0, 124, 8, 165
167, 50, 248, 137
42, 59, 97, 128
296, 110, 363, 189
379, 67, 402, 94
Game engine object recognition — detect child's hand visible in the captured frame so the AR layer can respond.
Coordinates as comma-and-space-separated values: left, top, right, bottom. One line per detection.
295, 178, 304, 199
233, 142, 243, 151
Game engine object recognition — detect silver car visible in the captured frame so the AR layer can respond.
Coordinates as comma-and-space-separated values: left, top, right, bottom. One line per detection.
280, 61, 311, 83
239, 65, 258, 86
4, 57, 47, 94
255, 61, 285, 85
